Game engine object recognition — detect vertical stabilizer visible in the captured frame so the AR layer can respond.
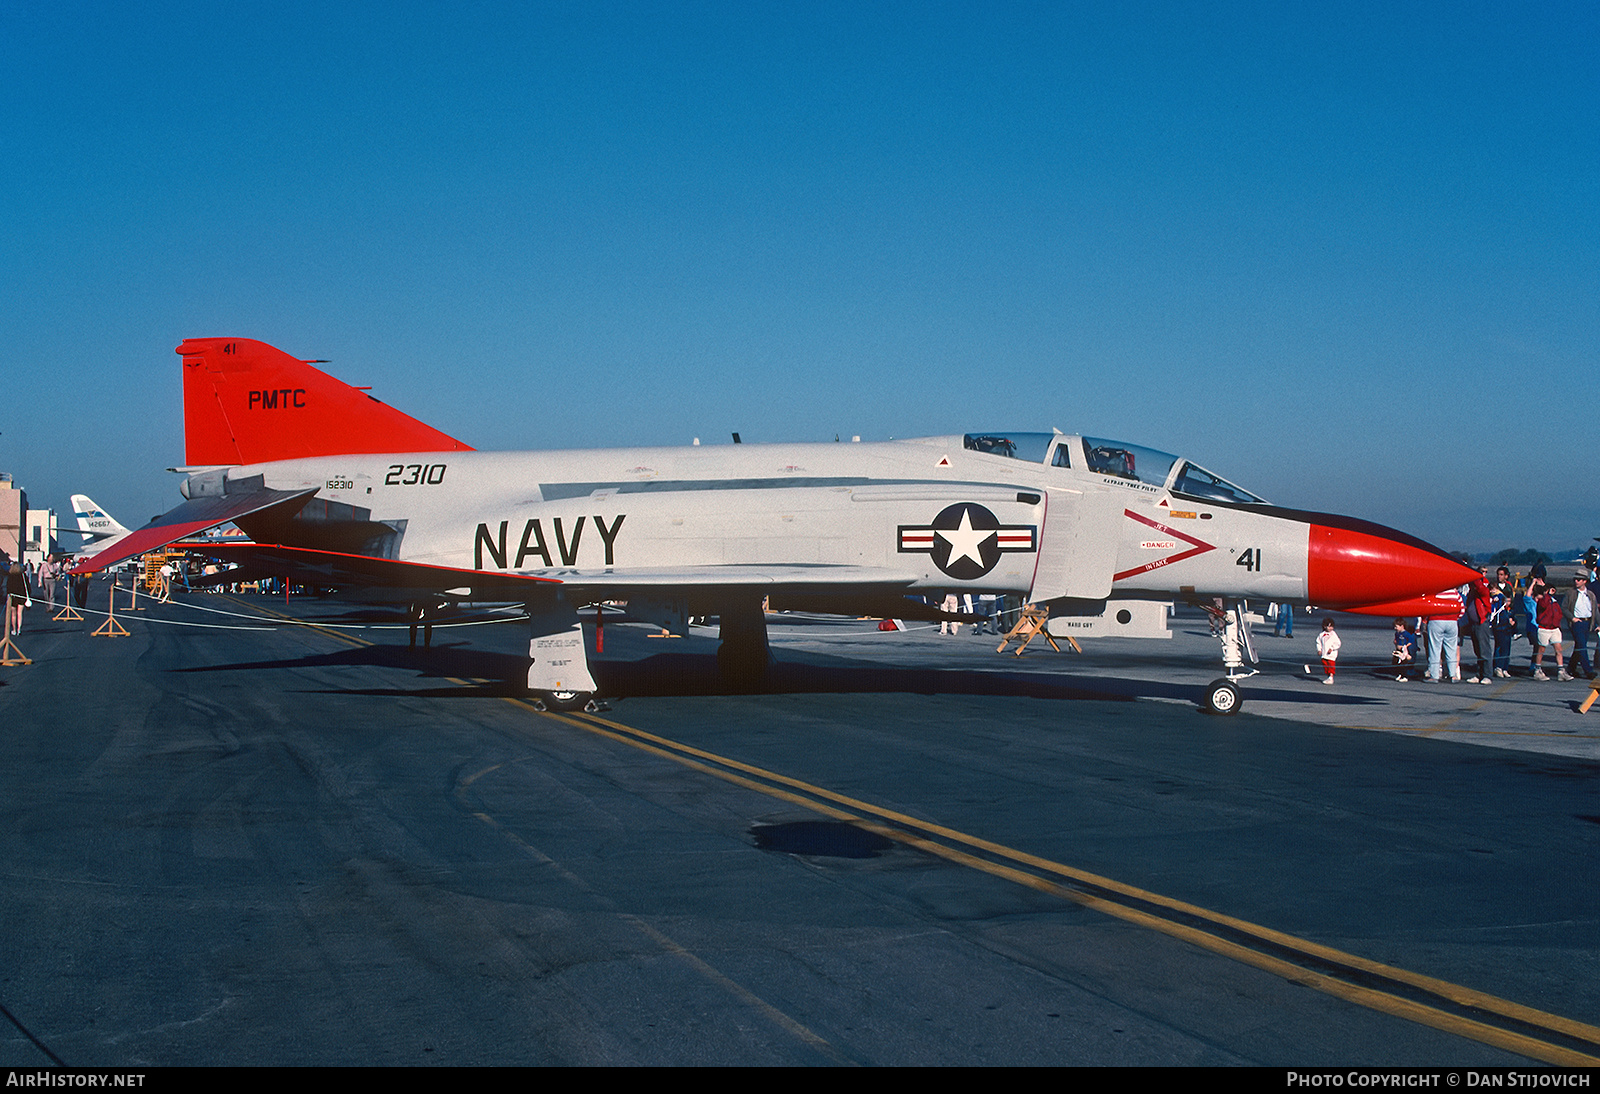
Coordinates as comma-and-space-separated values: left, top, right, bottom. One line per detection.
180, 338, 474, 465
70, 494, 131, 541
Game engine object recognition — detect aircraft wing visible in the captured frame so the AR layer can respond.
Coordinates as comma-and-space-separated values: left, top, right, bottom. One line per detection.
68, 488, 320, 575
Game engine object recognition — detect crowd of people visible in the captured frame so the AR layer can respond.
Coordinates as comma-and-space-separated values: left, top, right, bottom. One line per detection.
1388, 552, 1599, 684
0, 552, 182, 636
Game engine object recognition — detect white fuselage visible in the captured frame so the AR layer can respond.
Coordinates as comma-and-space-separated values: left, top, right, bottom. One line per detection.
215, 433, 1311, 603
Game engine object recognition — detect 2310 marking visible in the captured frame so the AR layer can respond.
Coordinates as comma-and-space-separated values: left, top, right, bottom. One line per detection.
386, 464, 448, 486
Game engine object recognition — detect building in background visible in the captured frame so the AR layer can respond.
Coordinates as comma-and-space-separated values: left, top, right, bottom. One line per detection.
0, 473, 26, 564
26, 507, 58, 567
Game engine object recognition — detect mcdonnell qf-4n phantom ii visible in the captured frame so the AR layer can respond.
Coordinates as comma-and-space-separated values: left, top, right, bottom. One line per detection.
75, 338, 1476, 714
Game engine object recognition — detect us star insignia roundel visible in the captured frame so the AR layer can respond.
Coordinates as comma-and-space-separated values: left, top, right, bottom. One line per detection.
898, 503, 1037, 580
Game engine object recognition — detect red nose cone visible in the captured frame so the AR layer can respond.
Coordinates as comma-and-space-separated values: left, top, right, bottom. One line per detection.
1307, 523, 1478, 607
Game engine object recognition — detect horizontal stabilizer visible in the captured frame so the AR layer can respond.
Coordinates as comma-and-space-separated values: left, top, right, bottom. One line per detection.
69, 488, 319, 575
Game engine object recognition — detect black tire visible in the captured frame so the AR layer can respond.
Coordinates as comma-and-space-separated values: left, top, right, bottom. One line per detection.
543, 690, 591, 712
1201, 678, 1242, 715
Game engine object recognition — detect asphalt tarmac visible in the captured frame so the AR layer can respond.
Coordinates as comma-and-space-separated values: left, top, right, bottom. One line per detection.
1, 590, 1596, 1066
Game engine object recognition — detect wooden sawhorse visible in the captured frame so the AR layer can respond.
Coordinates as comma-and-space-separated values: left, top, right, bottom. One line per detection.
996, 604, 1081, 657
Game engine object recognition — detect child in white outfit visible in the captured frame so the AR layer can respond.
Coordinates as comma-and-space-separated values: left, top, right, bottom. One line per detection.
1316, 618, 1341, 684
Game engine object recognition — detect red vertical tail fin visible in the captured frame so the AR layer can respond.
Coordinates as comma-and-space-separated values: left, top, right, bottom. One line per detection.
180, 338, 474, 465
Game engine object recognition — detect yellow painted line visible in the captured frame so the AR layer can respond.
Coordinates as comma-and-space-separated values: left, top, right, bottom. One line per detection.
526, 705, 1600, 1066
1403, 681, 1516, 735
843, 819, 1595, 1066
1355, 681, 1515, 737
196, 605, 854, 1057
225, 596, 375, 650
1341, 681, 1599, 737
885, 827, 1595, 1061
1342, 681, 1566, 734
506, 701, 868, 822
200, 604, 1599, 1061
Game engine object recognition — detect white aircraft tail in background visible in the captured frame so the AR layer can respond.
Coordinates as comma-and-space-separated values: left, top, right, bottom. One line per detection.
71, 495, 132, 542
66, 494, 135, 562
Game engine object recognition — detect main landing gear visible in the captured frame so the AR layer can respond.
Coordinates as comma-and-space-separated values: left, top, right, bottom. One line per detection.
525, 597, 774, 710
1199, 600, 1259, 715
716, 599, 773, 692
536, 688, 595, 712
527, 603, 601, 713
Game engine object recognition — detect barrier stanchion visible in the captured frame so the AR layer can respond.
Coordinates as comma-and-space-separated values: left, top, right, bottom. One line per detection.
0, 626, 30, 666
92, 579, 131, 638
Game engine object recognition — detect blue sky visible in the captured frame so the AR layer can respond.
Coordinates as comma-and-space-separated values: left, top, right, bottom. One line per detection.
2, 1, 1594, 552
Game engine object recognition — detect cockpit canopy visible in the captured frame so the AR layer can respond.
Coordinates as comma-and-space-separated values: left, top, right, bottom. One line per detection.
962, 432, 1056, 464
962, 432, 1267, 505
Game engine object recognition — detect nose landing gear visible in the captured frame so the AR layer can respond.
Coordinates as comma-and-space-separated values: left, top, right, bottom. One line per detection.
1199, 601, 1259, 715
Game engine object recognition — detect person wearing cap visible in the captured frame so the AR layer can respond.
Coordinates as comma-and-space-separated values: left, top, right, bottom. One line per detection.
1565, 571, 1597, 680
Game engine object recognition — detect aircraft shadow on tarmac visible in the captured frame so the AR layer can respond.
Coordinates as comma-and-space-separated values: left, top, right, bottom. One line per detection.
174, 642, 1390, 707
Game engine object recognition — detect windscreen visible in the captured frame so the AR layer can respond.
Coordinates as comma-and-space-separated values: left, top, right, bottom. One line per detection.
1171, 461, 1267, 504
